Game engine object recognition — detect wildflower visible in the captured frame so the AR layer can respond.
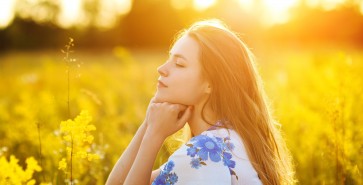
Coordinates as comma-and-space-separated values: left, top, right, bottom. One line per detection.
58, 110, 99, 179
0, 155, 41, 184
58, 158, 67, 171
87, 153, 100, 161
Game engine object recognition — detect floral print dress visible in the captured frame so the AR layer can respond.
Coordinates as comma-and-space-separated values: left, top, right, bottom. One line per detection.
152, 122, 262, 185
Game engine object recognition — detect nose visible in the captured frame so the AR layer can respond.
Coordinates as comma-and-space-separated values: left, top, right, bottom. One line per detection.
157, 62, 168, 77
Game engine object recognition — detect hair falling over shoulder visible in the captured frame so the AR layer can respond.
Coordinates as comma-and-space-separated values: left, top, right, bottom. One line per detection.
176, 19, 296, 185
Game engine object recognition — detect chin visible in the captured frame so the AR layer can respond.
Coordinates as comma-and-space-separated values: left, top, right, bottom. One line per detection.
154, 93, 172, 103
154, 94, 188, 105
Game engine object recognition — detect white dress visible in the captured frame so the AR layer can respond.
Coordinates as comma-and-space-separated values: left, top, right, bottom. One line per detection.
152, 122, 262, 185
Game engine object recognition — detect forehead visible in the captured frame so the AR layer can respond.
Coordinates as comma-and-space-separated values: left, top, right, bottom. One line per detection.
169, 35, 200, 63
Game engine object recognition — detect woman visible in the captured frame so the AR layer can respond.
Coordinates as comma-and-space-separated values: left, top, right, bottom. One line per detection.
106, 19, 295, 185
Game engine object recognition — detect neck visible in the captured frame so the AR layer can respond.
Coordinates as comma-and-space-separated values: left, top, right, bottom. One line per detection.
187, 99, 217, 136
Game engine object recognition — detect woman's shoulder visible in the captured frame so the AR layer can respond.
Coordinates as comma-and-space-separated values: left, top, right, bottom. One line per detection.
195, 127, 249, 160
156, 126, 262, 185
186, 127, 262, 184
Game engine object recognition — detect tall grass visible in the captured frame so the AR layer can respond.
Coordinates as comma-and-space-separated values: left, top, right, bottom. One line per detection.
0, 46, 361, 184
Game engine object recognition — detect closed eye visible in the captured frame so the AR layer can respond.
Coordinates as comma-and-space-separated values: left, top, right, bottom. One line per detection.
175, 62, 184, 67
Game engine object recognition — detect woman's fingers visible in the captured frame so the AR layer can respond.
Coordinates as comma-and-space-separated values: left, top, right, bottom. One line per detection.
145, 101, 192, 139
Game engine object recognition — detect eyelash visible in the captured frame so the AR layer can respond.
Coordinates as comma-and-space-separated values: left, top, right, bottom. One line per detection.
175, 62, 184, 67
166, 57, 184, 67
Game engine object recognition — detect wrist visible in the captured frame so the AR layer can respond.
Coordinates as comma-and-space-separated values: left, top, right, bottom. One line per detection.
144, 128, 166, 144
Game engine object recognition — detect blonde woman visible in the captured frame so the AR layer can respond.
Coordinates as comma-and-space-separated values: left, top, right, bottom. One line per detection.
106, 19, 295, 185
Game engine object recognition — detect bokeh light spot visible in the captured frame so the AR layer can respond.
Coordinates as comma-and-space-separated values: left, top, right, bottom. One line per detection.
193, 0, 216, 11
0, 0, 16, 28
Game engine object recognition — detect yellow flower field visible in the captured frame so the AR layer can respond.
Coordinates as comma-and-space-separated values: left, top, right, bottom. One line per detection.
0, 45, 362, 184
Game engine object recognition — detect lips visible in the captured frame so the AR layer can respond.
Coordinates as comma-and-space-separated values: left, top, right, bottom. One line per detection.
158, 80, 168, 88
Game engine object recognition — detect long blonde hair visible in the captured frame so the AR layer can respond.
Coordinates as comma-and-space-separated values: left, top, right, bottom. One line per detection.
174, 20, 295, 185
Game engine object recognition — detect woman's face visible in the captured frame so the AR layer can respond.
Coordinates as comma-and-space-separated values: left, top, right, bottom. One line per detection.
154, 35, 210, 106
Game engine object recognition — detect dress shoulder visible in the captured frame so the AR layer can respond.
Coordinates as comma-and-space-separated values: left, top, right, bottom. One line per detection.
152, 127, 262, 185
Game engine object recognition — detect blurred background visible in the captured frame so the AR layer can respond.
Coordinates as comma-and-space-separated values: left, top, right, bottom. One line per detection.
0, 0, 362, 184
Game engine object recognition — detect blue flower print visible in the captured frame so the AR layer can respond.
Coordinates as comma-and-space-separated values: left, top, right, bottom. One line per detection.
194, 135, 222, 162
223, 152, 236, 169
186, 146, 198, 157
223, 137, 235, 151
152, 161, 178, 185
169, 172, 178, 183
185, 133, 239, 180
190, 158, 202, 169
164, 160, 175, 173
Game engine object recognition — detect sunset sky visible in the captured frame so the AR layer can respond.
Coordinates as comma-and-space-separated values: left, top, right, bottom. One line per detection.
1, 0, 362, 29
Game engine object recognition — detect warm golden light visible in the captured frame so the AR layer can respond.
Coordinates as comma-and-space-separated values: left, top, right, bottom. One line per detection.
0, 0, 16, 29
0, 0, 362, 29
306, 0, 345, 10
193, 0, 217, 11
114, 0, 132, 15
57, 0, 85, 28
171, 0, 189, 10
95, 0, 132, 28
237, 0, 254, 12
261, 0, 299, 25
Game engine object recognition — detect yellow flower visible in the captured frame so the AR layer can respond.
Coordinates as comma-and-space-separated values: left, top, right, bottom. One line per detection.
76, 151, 87, 159
86, 125, 96, 131
63, 135, 72, 141
26, 157, 42, 172
58, 158, 67, 171
85, 135, 94, 144
27, 179, 36, 185
0, 155, 41, 184
87, 154, 100, 161
24, 157, 42, 180
58, 110, 100, 176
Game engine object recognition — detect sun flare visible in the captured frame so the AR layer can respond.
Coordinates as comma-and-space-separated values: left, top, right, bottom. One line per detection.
58, 0, 83, 28
0, 0, 16, 28
193, 0, 217, 11
261, 0, 299, 25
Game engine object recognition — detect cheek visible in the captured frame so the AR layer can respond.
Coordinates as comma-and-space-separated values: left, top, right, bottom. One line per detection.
155, 71, 206, 105
173, 75, 206, 104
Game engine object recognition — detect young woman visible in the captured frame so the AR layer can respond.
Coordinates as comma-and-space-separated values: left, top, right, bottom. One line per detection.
106, 20, 295, 185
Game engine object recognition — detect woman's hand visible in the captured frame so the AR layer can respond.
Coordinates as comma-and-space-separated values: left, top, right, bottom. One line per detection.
145, 98, 193, 140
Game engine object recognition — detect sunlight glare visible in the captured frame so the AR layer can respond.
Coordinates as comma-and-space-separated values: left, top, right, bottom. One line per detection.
0, 0, 16, 29
171, 0, 188, 10
114, 0, 132, 15
95, 0, 132, 28
261, 0, 299, 25
307, 0, 345, 10
193, 0, 217, 11
237, 0, 254, 12
58, 0, 84, 28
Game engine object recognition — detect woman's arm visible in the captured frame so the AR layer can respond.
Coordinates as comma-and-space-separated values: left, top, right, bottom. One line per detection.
124, 130, 166, 185
124, 103, 193, 185
105, 121, 148, 185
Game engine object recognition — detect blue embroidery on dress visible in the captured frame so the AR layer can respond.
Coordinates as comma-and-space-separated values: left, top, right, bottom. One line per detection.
186, 133, 239, 180
152, 161, 178, 185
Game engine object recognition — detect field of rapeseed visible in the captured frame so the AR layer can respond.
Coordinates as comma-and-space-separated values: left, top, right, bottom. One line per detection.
0, 44, 362, 184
